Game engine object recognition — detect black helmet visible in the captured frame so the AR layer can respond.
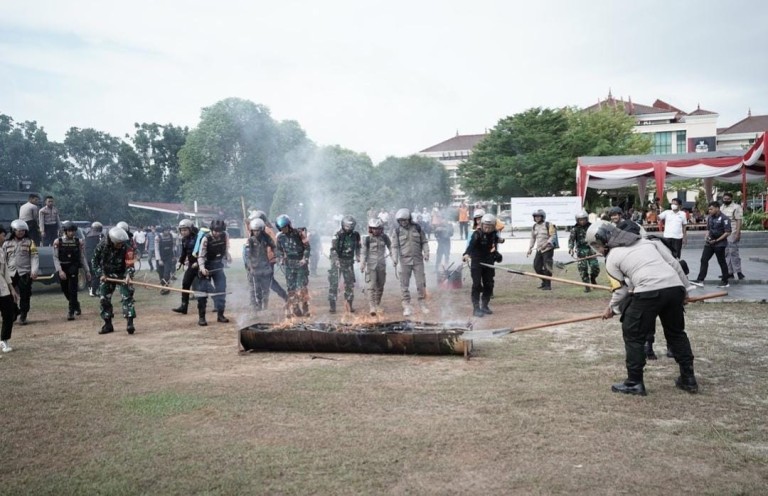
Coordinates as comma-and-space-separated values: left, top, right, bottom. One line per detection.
209, 219, 227, 232
61, 221, 76, 231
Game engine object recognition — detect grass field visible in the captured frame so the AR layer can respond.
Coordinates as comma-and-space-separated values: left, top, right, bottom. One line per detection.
1, 268, 767, 495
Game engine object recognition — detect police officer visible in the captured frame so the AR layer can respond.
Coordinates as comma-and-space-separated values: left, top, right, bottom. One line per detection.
328, 215, 361, 313
3, 220, 39, 325
588, 221, 698, 396
0, 225, 19, 353
53, 221, 91, 320
155, 225, 175, 294
172, 219, 199, 315
391, 208, 429, 317
197, 219, 231, 326
463, 213, 501, 317
275, 214, 311, 318
91, 227, 136, 335
526, 209, 556, 290
250, 211, 288, 302
85, 222, 104, 296
568, 210, 600, 292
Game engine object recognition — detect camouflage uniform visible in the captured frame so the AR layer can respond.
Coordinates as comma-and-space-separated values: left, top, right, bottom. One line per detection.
91, 239, 136, 321
276, 228, 311, 317
328, 229, 361, 310
568, 222, 600, 284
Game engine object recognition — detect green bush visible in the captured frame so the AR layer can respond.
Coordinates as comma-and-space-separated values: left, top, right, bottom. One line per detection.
742, 211, 767, 231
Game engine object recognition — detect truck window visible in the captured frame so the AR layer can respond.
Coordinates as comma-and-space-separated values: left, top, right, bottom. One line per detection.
0, 204, 19, 224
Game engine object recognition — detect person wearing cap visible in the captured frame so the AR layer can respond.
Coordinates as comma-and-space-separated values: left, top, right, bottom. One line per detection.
0, 225, 20, 353
526, 209, 556, 290
53, 221, 91, 321
91, 226, 136, 335
568, 210, 600, 292
463, 213, 501, 317
3, 220, 39, 325
588, 221, 697, 396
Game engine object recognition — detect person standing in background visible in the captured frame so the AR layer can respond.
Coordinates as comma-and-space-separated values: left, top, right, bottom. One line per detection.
657, 198, 688, 259
19, 194, 41, 246
145, 226, 156, 271
458, 200, 469, 240
720, 192, 744, 281
38, 195, 61, 247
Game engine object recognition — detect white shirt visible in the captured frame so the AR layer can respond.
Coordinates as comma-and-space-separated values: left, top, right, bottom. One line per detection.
658, 209, 687, 239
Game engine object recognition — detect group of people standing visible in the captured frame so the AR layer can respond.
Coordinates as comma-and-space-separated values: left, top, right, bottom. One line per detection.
18, 194, 62, 247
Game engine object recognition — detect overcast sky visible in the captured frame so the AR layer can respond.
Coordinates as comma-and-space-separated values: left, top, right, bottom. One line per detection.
1, 0, 765, 163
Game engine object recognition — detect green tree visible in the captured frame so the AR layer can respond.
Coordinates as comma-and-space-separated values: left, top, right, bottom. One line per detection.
179, 98, 311, 216
0, 114, 65, 191
376, 155, 451, 209
458, 107, 652, 200
128, 123, 188, 202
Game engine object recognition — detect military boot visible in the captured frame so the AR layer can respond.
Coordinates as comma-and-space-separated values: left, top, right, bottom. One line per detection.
99, 319, 114, 335
217, 310, 229, 323
19, 312, 27, 325
590, 275, 597, 285
611, 380, 647, 396
67, 310, 75, 321
481, 300, 493, 315
126, 317, 136, 335
329, 300, 336, 314
473, 305, 485, 318
198, 308, 208, 326
583, 282, 591, 293
675, 365, 699, 394
645, 341, 658, 360
74, 304, 82, 316
346, 299, 355, 313
172, 301, 188, 314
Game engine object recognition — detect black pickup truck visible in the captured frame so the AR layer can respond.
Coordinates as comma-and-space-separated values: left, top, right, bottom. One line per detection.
0, 191, 87, 291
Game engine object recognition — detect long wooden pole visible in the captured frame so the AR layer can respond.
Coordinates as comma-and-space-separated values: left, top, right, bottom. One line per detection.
508, 291, 728, 334
483, 263, 612, 291
103, 277, 227, 297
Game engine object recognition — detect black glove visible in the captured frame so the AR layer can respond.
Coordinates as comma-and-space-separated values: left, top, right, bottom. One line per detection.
494, 252, 503, 263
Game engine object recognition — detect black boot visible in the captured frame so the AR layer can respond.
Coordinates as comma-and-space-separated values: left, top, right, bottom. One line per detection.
346, 299, 355, 313
481, 302, 493, 315
583, 284, 591, 293
590, 275, 597, 285
645, 342, 658, 360
611, 380, 647, 396
666, 348, 675, 358
329, 300, 336, 314
172, 302, 188, 314
675, 365, 698, 394
99, 319, 114, 335
19, 312, 27, 325
473, 305, 485, 318
126, 317, 135, 335
198, 308, 208, 326
75, 304, 82, 316
217, 310, 229, 323
67, 310, 75, 321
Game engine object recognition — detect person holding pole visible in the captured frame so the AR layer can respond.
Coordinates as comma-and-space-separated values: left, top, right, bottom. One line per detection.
91, 227, 136, 335
587, 221, 698, 396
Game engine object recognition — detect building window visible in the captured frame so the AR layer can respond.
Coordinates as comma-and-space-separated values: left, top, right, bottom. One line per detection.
652, 132, 672, 154
676, 131, 686, 153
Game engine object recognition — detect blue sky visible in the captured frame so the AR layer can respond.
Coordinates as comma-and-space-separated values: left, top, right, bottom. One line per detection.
1, 0, 765, 162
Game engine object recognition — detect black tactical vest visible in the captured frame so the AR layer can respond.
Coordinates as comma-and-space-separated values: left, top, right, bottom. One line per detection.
205, 234, 227, 265
158, 234, 175, 259
59, 237, 81, 270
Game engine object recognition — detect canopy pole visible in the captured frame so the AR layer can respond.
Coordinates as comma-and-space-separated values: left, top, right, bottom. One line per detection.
741, 163, 748, 210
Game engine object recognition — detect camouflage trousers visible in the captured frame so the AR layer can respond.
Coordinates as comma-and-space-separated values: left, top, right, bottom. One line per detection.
99, 279, 136, 320
328, 260, 356, 303
575, 247, 600, 283
284, 263, 310, 316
